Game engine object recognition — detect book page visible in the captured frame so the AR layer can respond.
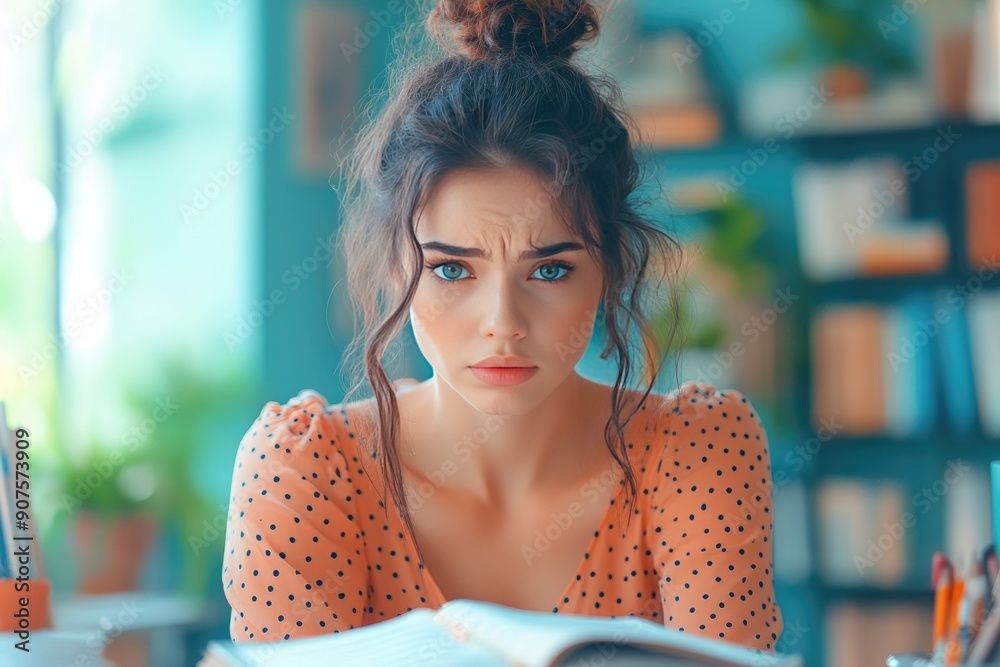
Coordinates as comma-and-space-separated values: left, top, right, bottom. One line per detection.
219, 608, 509, 667
435, 600, 802, 667
558, 643, 767, 667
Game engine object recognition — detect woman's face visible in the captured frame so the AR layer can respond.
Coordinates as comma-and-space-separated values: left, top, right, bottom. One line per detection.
408, 166, 604, 415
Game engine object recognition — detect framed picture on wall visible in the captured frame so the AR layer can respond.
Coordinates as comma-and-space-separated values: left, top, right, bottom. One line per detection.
293, 2, 364, 178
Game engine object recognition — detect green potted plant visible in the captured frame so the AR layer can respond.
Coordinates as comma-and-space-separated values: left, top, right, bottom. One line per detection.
698, 196, 776, 298
774, 0, 915, 99
54, 357, 253, 596
55, 438, 162, 594
645, 194, 782, 395
649, 196, 773, 353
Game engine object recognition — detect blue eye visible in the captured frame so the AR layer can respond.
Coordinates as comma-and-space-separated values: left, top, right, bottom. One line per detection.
424, 260, 575, 283
532, 262, 573, 282
426, 262, 470, 282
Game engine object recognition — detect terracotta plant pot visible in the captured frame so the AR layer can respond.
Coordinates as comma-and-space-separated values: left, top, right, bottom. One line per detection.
71, 510, 160, 594
931, 28, 974, 117
822, 64, 870, 101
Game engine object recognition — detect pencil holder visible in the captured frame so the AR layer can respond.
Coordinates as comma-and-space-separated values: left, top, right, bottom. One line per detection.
0, 577, 54, 631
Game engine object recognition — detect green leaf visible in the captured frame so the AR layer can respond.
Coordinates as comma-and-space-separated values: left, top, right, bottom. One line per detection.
773, 42, 810, 67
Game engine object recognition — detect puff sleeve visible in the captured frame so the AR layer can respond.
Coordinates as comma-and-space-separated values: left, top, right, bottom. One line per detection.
651, 384, 783, 653
222, 390, 369, 642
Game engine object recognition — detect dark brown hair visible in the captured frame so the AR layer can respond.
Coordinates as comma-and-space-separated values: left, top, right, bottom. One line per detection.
335, 0, 684, 559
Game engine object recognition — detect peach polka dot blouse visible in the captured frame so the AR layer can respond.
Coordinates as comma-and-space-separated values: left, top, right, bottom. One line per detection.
222, 381, 783, 653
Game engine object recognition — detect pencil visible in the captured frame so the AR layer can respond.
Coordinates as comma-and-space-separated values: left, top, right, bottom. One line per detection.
945, 564, 965, 667
933, 559, 953, 664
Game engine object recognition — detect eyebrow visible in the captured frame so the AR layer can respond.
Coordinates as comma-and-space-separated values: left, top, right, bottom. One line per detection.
419, 241, 585, 261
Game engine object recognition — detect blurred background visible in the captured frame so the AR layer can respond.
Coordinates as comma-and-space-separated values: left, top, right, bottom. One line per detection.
1, 0, 999, 665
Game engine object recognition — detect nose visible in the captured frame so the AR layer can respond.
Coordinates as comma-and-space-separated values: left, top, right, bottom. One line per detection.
478, 276, 528, 342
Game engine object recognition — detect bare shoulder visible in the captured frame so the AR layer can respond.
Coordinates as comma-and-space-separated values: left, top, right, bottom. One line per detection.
326, 383, 431, 460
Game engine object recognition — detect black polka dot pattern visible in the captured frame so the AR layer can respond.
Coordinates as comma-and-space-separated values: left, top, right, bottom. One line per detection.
222, 390, 368, 642
221, 382, 784, 654
647, 383, 782, 652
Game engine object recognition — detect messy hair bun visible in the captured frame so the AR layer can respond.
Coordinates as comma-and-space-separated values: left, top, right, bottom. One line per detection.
427, 0, 601, 61
340, 0, 684, 562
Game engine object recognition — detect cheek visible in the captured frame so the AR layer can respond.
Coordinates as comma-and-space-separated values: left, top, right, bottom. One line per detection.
540, 291, 601, 362
545, 276, 601, 352
409, 300, 444, 368
409, 281, 467, 353
411, 279, 459, 329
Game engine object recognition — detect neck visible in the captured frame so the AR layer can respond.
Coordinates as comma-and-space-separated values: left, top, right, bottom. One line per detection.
397, 373, 623, 512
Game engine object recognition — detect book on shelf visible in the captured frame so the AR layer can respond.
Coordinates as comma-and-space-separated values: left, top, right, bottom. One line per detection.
810, 298, 937, 437
811, 289, 1000, 438
966, 160, 1000, 269
882, 297, 927, 437
884, 293, 938, 438
944, 464, 993, 565
968, 290, 1000, 437
840, 305, 885, 434
968, 0, 1000, 122
622, 30, 722, 151
199, 599, 804, 667
855, 222, 950, 277
771, 481, 813, 585
816, 479, 909, 587
792, 159, 949, 282
824, 601, 934, 667
931, 291, 980, 436
630, 104, 721, 149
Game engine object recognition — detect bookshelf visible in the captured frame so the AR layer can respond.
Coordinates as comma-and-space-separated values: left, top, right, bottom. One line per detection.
798, 121, 999, 666
652, 119, 1000, 667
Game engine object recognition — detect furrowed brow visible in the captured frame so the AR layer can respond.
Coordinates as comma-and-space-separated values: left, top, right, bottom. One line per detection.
419, 241, 584, 260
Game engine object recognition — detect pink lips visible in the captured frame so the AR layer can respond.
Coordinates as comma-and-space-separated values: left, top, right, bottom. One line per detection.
468, 366, 539, 386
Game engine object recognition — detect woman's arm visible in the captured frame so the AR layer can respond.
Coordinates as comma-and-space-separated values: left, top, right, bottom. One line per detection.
651, 384, 783, 653
222, 390, 369, 642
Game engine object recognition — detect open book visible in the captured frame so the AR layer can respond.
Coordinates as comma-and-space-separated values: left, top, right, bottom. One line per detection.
200, 599, 803, 667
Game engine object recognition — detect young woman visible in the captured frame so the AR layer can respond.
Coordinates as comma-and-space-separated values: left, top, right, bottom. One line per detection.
222, 0, 783, 654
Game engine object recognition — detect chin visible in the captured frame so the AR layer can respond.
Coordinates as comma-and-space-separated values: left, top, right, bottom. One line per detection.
468, 398, 535, 419
461, 374, 561, 417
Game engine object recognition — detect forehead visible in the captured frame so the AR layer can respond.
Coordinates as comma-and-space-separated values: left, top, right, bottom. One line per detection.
414, 167, 572, 247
